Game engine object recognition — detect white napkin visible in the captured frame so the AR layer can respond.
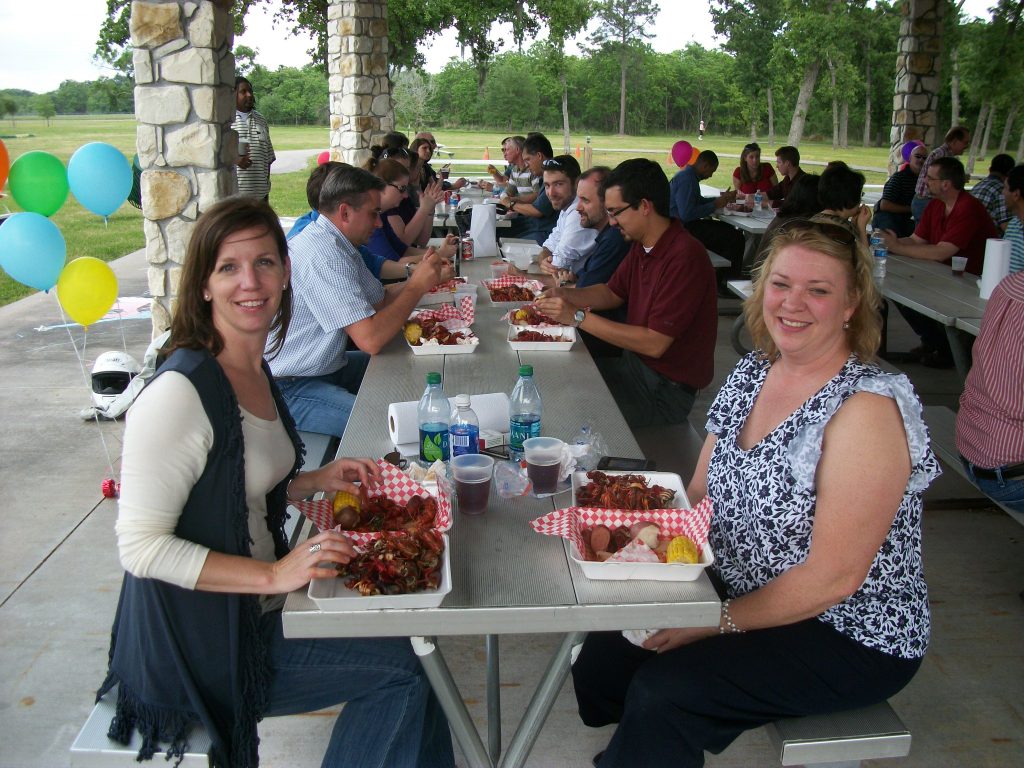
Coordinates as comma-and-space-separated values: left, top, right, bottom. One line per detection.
388, 393, 510, 456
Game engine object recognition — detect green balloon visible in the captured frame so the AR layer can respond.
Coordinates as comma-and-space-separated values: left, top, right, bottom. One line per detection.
9, 151, 69, 217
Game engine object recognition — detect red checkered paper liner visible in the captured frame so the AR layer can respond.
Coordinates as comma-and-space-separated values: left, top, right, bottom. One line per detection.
427, 277, 467, 294
411, 295, 475, 325
293, 459, 452, 546
484, 275, 544, 289
530, 496, 713, 562
501, 303, 562, 328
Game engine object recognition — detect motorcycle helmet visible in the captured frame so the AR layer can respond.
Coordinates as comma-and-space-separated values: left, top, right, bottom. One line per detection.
91, 351, 141, 409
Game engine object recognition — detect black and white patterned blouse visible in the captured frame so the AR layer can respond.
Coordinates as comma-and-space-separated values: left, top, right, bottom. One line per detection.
706, 353, 939, 659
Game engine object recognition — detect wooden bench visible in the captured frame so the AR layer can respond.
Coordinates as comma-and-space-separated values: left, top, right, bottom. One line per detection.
766, 702, 911, 767
71, 430, 337, 766
923, 405, 1024, 527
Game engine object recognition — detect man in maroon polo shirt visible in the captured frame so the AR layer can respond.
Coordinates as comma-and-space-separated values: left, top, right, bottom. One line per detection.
879, 156, 998, 367
535, 158, 717, 427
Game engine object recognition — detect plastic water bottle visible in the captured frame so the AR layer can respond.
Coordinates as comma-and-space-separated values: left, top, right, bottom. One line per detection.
509, 365, 542, 461
449, 394, 480, 457
753, 190, 763, 211
572, 424, 598, 471
872, 244, 888, 284
418, 372, 449, 462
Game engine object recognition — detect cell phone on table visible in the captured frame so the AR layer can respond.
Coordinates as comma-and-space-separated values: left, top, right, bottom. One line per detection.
597, 456, 656, 471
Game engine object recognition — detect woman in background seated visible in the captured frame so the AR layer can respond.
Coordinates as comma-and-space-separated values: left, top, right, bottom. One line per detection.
812, 161, 872, 246
368, 158, 455, 264
98, 199, 453, 768
751, 172, 822, 272
573, 221, 937, 767
732, 142, 777, 195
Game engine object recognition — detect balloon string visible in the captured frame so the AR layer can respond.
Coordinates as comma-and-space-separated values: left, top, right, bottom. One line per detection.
114, 296, 129, 355
56, 296, 118, 481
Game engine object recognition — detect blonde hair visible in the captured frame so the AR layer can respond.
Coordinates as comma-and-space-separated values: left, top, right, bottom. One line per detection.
744, 222, 882, 361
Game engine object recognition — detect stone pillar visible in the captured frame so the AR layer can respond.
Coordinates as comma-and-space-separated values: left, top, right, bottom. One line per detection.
327, 1, 392, 166
131, 0, 237, 338
888, 0, 944, 172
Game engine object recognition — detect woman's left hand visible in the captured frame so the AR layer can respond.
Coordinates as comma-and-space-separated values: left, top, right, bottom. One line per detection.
289, 457, 381, 502
642, 626, 718, 653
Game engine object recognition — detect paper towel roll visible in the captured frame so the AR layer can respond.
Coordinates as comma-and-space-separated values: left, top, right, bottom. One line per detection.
388, 393, 510, 452
980, 238, 1011, 300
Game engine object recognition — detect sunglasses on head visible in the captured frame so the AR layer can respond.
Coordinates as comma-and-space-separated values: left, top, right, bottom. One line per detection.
776, 218, 859, 257
542, 158, 564, 169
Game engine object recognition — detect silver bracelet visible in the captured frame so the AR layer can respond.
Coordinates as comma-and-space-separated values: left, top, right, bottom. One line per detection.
719, 599, 742, 634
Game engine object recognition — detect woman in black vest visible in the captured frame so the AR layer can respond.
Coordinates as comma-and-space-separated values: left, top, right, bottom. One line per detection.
98, 199, 453, 768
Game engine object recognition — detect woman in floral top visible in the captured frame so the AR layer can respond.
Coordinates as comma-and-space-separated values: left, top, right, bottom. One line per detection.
573, 220, 938, 767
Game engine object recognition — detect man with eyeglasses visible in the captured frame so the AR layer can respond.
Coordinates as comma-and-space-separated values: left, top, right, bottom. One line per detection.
970, 153, 1015, 233
268, 165, 447, 437
912, 125, 970, 222
872, 144, 927, 237
535, 159, 717, 426
502, 132, 559, 242
880, 156, 997, 367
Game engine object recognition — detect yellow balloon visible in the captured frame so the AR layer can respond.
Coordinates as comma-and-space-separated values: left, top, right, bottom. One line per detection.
57, 257, 118, 327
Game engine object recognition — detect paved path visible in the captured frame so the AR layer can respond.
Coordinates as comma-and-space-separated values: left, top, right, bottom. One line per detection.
272, 148, 322, 174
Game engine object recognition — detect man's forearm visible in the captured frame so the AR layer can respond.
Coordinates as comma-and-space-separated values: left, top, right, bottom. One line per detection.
577, 312, 672, 358
560, 284, 623, 312
889, 238, 955, 262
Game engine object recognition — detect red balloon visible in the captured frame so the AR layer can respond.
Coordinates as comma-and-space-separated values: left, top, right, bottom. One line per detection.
0, 138, 9, 191
317, 150, 331, 165
671, 140, 693, 168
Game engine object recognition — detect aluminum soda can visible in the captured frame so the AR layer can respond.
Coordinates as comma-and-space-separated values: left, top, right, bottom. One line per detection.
461, 236, 475, 261
444, 190, 452, 205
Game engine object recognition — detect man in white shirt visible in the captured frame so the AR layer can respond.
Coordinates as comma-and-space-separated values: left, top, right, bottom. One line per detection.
231, 77, 275, 201
268, 166, 446, 437
532, 155, 597, 276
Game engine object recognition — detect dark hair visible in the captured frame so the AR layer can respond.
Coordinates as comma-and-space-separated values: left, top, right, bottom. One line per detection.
818, 163, 865, 211
580, 165, 612, 193
410, 137, 432, 156
945, 125, 970, 144
523, 132, 553, 159
363, 144, 411, 172
543, 154, 581, 181
382, 131, 410, 150
695, 150, 719, 170
319, 165, 386, 213
778, 173, 822, 217
603, 158, 670, 218
932, 156, 966, 190
775, 145, 800, 166
990, 153, 1015, 176
168, 199, 290, 358
372, 158, 411, 185
739, 142, 763, 186
1007, 164, 1024, 195
305, 161, 347, 209
234, 76, 252, 91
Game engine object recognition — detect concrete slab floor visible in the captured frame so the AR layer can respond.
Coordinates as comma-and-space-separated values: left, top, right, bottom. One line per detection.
1, 252, 1021, 767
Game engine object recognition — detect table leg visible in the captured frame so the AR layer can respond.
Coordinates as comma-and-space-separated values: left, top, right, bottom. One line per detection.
944, 325, 972, 381
486, 634, 501, 764
411, 635, 494, 768
499, 631, 587, 768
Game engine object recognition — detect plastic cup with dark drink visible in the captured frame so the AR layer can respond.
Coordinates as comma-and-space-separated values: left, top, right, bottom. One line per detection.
450, 454, 494, 515
441, 165, 451, 181
523, 437, 564, 495
951, 256, 968, 276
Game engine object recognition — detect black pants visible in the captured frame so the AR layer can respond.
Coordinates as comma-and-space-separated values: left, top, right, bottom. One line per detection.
895, 304, 952, 358
684, 219, 745, 279
572, 619, 921, 768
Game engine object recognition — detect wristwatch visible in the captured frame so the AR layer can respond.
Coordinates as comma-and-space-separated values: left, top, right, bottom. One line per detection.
508, 199, 517, 211
405, 262, 414, 278
573, 309, 586, 327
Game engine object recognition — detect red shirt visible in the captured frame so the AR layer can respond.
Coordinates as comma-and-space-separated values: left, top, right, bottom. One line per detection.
606, 220, 717, 389
956, 272, 1024, 467
915, 192, 998, 275
734, 163, 775, 194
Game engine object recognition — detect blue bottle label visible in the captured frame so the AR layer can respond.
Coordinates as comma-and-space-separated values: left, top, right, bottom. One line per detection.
419, 425, 449, 462
450, 424, 480, 456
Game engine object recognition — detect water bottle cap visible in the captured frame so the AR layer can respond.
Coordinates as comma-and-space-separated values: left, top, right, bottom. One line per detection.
426, 372, 441, 384
454, 393, 471, 407
519, 364, 533, 376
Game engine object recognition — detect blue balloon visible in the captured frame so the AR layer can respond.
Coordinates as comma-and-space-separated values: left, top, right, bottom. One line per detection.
0, 212, 67, 291
68, 142, 133, 218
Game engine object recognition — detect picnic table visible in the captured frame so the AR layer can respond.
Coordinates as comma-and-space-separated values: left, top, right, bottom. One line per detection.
281, 257, 720, 768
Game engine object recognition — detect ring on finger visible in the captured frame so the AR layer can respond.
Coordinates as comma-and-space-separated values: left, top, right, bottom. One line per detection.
308, 542, 322, 554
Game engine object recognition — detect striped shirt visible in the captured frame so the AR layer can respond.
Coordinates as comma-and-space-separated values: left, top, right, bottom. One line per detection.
956, 271, 1024, 467
914, 143, 952, 199
1006, 216, 1024, 273
231, 109, 275, 199
266, 214, 384, 378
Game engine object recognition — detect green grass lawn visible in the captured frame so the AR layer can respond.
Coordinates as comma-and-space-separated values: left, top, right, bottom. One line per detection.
1, 115, 913, 307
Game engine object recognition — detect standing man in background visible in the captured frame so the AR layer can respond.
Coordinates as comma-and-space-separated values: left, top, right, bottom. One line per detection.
231, 76, 275, 202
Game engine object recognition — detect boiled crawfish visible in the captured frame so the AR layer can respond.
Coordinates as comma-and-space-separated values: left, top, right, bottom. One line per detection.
338, 529, 445, 596
489, 284, 536, 302
575, 471, 675, 510
341, 494, 438, 533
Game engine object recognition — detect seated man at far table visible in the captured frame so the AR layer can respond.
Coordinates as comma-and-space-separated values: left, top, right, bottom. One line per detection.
535, 158, 717, 427
668, 149, 744, 280
481, 135, 537, 201
766, 145, 805, 205
502, 132, 558, 243
267, 165, 448, 438
970, 152, 1014, 233
1002, 164, 1024, 274
879, 156, 998, 368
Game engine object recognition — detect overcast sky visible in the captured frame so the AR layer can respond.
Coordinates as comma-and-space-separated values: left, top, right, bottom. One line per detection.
0, 0, 996, 94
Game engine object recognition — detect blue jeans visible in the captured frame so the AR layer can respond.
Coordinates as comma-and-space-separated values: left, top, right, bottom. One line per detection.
960, 458, 1024, 515
276, 352, 370, 438
262, 612, 454, 768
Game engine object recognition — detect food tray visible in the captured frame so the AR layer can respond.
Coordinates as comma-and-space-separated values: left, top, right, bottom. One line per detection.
483, 278, 544, 305
308, 534, 452, 610
507, 324, 575, 351
407, 332, 479, 355
571, 470, 689, 509
565, 538, 714, 582
419, 280, 475, 306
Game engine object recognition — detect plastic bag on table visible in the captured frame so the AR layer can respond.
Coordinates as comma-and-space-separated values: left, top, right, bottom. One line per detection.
569, 423, 607, 472
494, 460, 530, 498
